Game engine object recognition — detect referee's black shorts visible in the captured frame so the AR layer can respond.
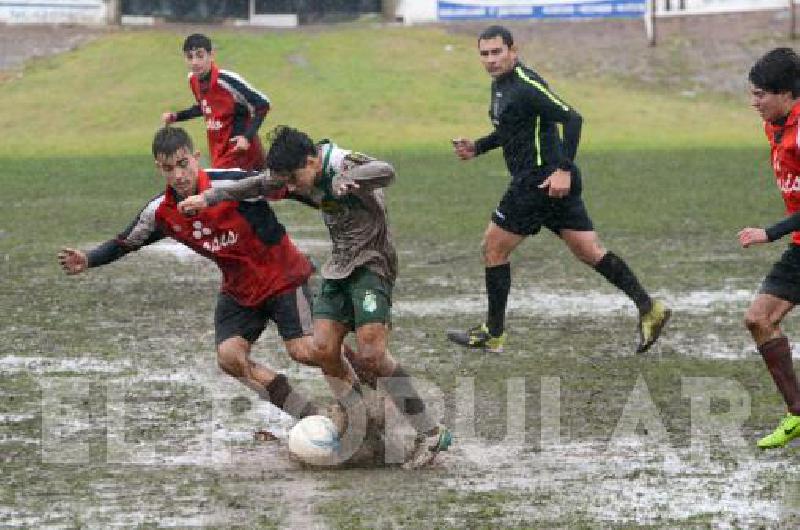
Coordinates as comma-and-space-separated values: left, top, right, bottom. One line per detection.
214, 283, 314, 346
491, 170, 593, 236
760, 243, 800, 304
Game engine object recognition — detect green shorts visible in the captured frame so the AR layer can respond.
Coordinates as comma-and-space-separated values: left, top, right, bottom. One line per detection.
313, 267, 392, 329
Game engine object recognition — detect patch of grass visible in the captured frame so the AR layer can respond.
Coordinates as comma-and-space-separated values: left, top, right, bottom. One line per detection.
0, 26, 762, 157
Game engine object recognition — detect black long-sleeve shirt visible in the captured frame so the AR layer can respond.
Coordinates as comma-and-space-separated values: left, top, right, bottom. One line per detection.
767, 212, 800, 242
475, 62, 582, 183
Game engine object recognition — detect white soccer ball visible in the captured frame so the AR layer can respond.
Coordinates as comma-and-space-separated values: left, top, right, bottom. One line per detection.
287, 415, 341, 466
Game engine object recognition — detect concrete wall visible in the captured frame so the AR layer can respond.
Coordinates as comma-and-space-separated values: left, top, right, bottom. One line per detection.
0, 0, 110, 24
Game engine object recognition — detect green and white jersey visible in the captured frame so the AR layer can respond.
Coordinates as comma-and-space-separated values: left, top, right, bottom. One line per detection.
201, 141, 398, 284
312, 141, 398, 284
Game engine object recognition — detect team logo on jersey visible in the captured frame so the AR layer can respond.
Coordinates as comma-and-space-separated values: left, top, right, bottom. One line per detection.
344, 152, 372, 166
192, 221, 212, 240
205, 118, 224, 131
362, 290, 377, 313
201, 99, 212, 115
191, 220, 239, 252
778, 173, 800, 194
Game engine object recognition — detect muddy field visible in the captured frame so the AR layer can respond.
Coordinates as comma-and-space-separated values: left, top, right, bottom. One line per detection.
4, 12, 800, 529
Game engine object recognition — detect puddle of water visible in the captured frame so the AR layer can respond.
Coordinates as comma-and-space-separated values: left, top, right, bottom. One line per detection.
449, 436, 783, 526
0, 355, 133, 375
394, 288, 753, 318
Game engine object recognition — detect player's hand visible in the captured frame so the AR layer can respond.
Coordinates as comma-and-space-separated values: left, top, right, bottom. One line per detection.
178, 194, 208, 216
452, 138, 476, 160
161, 112, 177, 125
539, 168, 571, 198
231, 135, 250, 152
58, 248, 88, 275
738, 227, 769, 248
332, 175, 360, 197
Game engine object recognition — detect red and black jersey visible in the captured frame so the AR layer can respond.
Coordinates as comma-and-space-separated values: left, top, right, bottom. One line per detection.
766, 101, 800, 245
87, 168, 312, 307
176, 63, 269, 171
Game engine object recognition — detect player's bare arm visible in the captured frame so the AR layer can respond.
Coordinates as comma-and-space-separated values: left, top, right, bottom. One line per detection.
177, 193, 208, 216
538, 168, 572, 198
161, 111, 177, 125
738, 227, 769, 248
230, 135, 250, 152
452, 138, 476, 160
57, 248, 88, 275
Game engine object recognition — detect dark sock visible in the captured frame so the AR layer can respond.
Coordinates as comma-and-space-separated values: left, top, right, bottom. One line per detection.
264, 374, 318, 418
486, 263, 511, 337
759, 336, 800, 415
593, 251, 652, 314
383, 366, 437, 434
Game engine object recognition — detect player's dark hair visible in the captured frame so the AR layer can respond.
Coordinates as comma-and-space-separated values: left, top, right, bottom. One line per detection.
152, 126, 193, 159
749, 47, 800, 97
265, 126, 317, 174
183, 33, 212, 53
479, 25, 514, 47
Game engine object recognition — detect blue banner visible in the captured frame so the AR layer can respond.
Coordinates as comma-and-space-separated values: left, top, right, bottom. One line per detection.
438, 0, 645, 20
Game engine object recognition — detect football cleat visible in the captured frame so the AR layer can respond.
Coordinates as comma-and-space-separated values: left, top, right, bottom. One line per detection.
447, 323, 506, 353
636, 299, 671, 353
402, 424, 453, 470
757, 413, 800, 449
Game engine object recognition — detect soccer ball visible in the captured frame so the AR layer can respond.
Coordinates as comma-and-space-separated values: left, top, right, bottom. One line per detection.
287, 415, 341, 466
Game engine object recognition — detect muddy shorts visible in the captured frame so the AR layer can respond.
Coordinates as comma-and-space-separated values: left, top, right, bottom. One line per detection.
492, 171, 594, 236
214, 284, 313, 345
313, 266, 392, 329
760, 243, 800, 304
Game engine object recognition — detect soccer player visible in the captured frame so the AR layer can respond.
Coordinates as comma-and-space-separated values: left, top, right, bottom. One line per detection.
447, 25, 670, 354
161, 33, 269, 171
738, 47, 800, 449
178, 125, 453, 469
58, 126, 346, 422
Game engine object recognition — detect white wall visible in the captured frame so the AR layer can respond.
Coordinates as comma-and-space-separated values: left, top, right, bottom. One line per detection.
0, 0, 108, 24
396, 0, 439, 23
656, 0, 790, 15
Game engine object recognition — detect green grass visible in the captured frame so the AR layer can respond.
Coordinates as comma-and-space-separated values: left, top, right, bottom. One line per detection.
0, 26, 763, 158
1, 25, 797, 529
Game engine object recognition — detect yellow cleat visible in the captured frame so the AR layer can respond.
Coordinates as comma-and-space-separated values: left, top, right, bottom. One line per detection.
636, 299, 671, 353
447, 323, 506, 353
758, 414, 800, 449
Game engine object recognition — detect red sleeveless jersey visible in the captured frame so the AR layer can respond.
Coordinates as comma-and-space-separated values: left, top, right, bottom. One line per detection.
154, 170, 312, 306
189, 64, 267, 171
766, 102, 800, 245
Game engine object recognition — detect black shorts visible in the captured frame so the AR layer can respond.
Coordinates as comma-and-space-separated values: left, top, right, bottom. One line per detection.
214, 284, 313, 345
491, 174, 594, 236
760, 244, 800, 304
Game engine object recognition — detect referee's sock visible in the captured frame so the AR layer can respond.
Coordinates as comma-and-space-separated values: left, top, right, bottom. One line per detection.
486, 263, 511, 337
593, 251, 652, 314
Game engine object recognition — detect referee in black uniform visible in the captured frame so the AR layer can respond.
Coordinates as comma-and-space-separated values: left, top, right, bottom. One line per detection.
447, 25, 670, 354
